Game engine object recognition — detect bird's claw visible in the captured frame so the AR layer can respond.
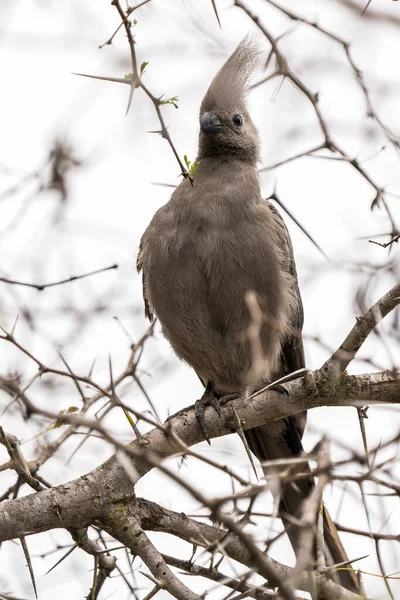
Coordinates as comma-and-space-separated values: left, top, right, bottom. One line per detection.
195, 386, 222, 445
269, 383, 289, 396
220, 392, 241, 405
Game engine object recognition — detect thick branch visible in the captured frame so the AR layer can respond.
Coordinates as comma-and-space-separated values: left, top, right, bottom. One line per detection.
136, 498, 366, 600
101, 503, 203, 600
0, 283, 398, 599
0, 370, 398, 544
70, 528, 116, 600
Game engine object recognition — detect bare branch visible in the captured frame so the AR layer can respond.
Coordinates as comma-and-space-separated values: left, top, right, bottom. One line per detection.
0, 264, 118, 291
101, 506, 203, 600
321, 282, 400, 382
70, 528, 116, 600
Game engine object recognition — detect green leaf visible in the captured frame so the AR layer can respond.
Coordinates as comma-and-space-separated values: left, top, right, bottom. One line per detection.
123, 408, 136, 431
47, 406, 79, 431
140, 61, 148, 77
183, 155, 199, 177
160, 96, 179, 109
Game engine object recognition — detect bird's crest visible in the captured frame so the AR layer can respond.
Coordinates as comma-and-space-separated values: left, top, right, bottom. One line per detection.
201, 36, 262, 114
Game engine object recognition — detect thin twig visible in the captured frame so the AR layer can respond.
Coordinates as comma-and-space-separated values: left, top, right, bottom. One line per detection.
0, 264, 118, 291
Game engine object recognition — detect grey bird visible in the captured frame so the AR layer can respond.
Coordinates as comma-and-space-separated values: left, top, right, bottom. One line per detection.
137, 38, 359, 593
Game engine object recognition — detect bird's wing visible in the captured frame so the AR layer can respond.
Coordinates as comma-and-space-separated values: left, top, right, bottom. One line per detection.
262, 199, 307, 439
267, 199, 305, 375
244, 198, 308, 470
242, 199, 310, 500
244, 200, 359, 592
136, 239, 154, 323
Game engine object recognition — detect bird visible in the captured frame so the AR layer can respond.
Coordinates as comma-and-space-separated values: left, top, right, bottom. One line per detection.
137, 37, 359, 594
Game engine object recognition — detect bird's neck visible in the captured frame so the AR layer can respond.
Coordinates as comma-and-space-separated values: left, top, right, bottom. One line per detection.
187, 157, 262, 207
197, 141, 259, 166
194, 156, 258, 180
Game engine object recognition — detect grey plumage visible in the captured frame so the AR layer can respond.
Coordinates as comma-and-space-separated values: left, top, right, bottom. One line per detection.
138, 39, 295, 394
137, 38, 359, 593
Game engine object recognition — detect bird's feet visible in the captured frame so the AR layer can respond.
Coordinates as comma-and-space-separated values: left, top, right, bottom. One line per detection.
269, 383, 289, 396
195, 381, 221, 445
166, 383, 240, 444
194, 380, 288, 445
195, 384, 243, 444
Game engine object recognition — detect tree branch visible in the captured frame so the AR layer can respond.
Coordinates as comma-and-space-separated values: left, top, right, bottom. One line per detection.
321, 282, 400, 384
0, 284, 397, 598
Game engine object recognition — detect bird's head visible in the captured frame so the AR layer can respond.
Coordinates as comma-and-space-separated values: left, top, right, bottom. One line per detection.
197, 37, 261, 166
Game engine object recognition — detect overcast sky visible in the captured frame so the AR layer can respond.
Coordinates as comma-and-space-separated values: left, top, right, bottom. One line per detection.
0, 1, 399, 598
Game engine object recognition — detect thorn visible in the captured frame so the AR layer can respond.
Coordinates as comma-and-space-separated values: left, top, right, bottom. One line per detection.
72, 72, 131, 85
45, 543, 78, 575
125, 81, 135, 115
113, 316, 134, 344
232, 406, 258, 480
66, 433, 92, 465
108, 354, 116, 397
360, 0, 373, 16
88, 357, 97, 379
270, 192, 330, 261
20, 536, 38, 598
209, 0, 222, 28
189, 543, 197, 563
357, 406, 370, 467
58, 350, 85, 402
11, 314, 20, 336
320, 553, 369, 575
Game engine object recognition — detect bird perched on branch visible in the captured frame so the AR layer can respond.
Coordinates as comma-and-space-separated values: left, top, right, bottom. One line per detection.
137, 37, 359, 594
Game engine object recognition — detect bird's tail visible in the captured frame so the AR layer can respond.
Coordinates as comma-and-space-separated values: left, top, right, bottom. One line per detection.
245, 420, 360, 594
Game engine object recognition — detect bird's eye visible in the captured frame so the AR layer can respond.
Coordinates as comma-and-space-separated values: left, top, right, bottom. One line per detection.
232, 114, 243, 126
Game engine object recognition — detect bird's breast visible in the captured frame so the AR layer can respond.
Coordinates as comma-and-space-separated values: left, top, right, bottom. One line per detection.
142, 199, 289, 392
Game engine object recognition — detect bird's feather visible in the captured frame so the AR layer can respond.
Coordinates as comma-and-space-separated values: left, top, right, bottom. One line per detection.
201, 36, 262, 115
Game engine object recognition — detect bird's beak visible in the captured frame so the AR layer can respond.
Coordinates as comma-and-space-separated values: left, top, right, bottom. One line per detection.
200, 111, 222, 134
